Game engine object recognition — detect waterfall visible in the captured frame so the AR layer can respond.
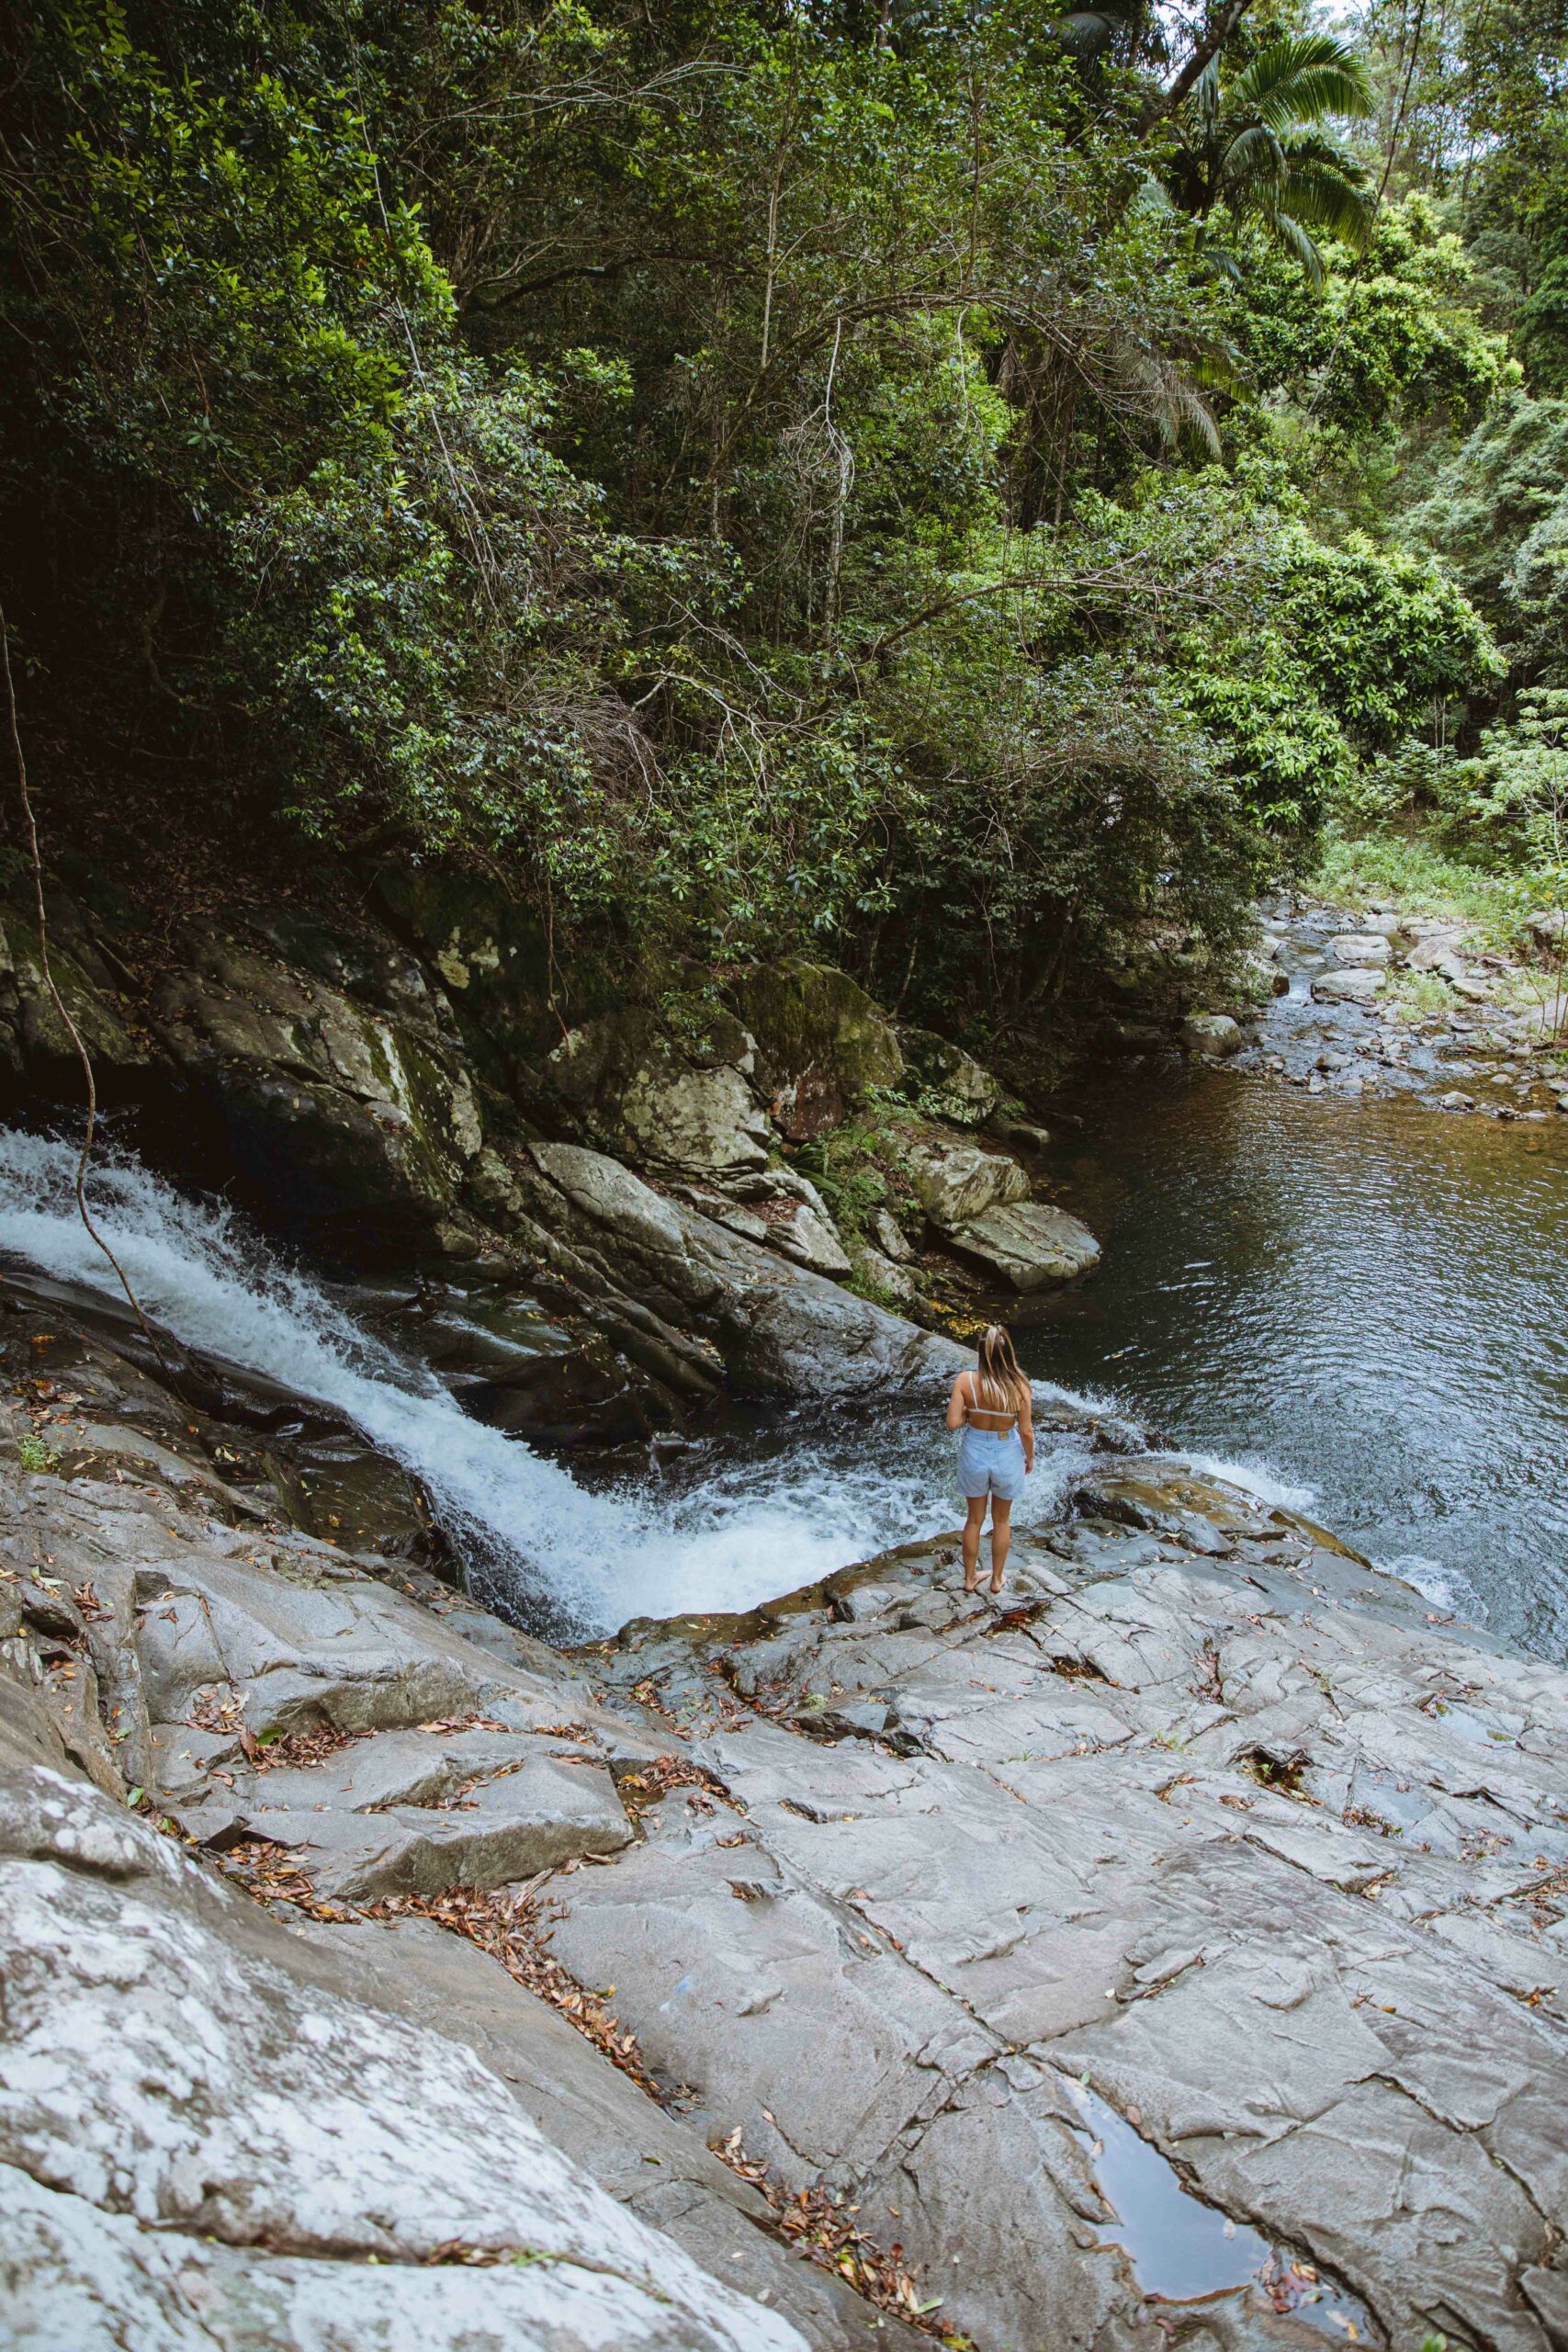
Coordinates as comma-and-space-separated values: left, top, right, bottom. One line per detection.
0, 1130, 1095, 1636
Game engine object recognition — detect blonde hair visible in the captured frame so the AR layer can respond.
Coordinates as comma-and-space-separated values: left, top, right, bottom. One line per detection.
974, 1324, 1028, 1416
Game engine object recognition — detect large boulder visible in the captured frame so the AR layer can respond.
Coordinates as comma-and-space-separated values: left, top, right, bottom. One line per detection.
0, 1727, 803, 2352
546, 1005, 773, 1178
946, 1200, 1100, 1291
1311, 968, 1384, 1006
899, 1027, 1002, 1127
731, 962, 904, 1139
149, 925, 484, 1245
1181, 1011, 1244, 1058
1326, 933, 1393, 967
679, 1170, 853, 1279
901, 1133, 1029, 1227
0, 892, 152, 1099
522, 1139, 964, 1396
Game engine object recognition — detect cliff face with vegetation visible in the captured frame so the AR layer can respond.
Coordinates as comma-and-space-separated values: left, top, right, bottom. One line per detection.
8, 0, 1562, 1076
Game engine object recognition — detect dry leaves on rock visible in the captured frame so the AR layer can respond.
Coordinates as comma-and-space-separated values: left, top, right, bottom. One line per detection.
365, 1886, 663, 2098
616, 1754, 734, 1821
711, 2129, 974, 2348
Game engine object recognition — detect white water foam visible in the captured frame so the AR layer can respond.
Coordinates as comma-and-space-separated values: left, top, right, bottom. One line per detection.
1374, 1552, 1487, 1623
0, 1131, 1089, 1634
1177, 1450, 1319, 1518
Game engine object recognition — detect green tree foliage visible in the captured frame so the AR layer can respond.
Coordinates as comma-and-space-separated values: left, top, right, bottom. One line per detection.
1166, 31, 1375, 288
0, 0, 1510, 1041
1404, 394, 1568, 683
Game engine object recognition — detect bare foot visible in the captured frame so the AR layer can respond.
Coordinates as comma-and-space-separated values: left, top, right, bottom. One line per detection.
989, 1576, 1003, 1596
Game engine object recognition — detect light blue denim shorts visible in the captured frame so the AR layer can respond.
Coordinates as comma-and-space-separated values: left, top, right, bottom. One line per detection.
957, 1426, 1027, 1502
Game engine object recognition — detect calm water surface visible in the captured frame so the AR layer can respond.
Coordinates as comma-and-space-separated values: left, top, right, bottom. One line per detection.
1023, 1069, 1568, 1657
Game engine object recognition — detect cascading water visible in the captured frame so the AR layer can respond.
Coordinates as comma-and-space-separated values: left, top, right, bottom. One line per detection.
0, 1129, 1101, 1636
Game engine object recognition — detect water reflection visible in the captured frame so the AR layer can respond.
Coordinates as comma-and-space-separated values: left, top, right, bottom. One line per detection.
1024, 1068, 1568, 1657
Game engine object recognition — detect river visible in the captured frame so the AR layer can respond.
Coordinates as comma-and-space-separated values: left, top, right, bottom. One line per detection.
1024, 1058, 1568, 1657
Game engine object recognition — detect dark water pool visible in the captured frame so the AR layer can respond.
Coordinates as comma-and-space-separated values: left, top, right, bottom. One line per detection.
1020, 1067, 1568, 1657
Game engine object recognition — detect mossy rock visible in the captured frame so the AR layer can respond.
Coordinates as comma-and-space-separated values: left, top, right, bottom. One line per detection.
898, 1026, 1001, 1126
730, 962, 904, 1123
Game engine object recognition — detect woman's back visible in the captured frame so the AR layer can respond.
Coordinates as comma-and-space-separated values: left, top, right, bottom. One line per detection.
960, 1368, 1022, 1430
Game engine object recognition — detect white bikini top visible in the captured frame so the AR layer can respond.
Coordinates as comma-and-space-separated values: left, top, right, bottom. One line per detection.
960, 1371, 1022, 1429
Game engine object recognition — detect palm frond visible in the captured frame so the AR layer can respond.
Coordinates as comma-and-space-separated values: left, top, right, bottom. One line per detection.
1052, 10, 1131, 55
1222, 123, 1287, 186
1266, 210, 1328, 288
1225, 34, 1374, 132
1277, 158, 1372, 244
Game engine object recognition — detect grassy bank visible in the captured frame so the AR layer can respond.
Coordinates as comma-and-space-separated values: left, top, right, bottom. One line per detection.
1313, 826, 1513, 930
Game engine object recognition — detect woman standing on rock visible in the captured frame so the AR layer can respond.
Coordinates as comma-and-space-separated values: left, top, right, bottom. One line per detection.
947, 1326, 1033, 1594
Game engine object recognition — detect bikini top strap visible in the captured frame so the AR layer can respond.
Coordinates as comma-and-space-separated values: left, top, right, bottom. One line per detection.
962, 1370, 1019, 1426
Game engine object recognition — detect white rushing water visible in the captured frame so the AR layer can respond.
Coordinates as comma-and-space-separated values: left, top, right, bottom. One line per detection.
0, 1131, 1098, 1635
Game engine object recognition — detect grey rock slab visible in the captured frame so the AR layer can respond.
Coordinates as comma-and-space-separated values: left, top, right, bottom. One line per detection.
543, 1823, 988, 2185
186, 1749, 631, 1903
1182, 1012, 1244, 1057
944, 1199, 1101, 1291
1055, 1837, 1568, 2352
2, 2163, 799, 2352
869, 1206, 915, 1262
1325, 933, 1393, 967
540, 1808, 1152, 2352
130, 1544, 588, 1741
1311, 968, 1384, 1005
0, 1754, 803, 2352
227, 1724, 594, 1814
765, 1195, 853, 1278
899, 1134, 1029, 1226
856, 1243, 918, 1304
307, 1915, 923, 2352
526, 1139, 966, 1396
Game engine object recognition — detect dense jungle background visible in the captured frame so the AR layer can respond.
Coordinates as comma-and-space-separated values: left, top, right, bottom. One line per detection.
3, 0, 1566, 1057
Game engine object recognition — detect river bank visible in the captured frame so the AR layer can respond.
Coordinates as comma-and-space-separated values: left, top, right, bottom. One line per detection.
7, 1346, 1568, 2352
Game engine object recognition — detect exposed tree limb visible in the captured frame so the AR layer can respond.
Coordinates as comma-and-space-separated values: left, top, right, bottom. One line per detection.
1144, 0, 1257, 129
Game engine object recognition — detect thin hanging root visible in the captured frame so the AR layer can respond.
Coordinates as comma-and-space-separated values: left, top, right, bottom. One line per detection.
0, 606, 179, 1387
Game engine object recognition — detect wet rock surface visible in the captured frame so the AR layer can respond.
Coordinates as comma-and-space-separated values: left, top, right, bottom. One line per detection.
8, 1355, 1566, 2352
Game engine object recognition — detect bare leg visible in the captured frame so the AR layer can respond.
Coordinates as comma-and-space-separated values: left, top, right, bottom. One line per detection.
962, 1496, 987, 1591
989, 1499, 1012, 1594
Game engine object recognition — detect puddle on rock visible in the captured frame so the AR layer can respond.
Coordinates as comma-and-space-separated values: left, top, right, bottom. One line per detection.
1063, 2076, 1377, 2340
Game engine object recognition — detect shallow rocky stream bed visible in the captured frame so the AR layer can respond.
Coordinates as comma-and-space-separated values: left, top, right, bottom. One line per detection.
1229, 896, 1568, 1118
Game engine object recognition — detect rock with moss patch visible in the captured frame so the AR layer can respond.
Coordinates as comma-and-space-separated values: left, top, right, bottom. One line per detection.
901, 1134, 1029, 1227
898, 1027, 1002, 1126
150, 928, 483, 1244
0, 894, 152, 1096
731, 963, 904, 1138
547, 1007, 772, 1177
1181, 1012, 1244, 1057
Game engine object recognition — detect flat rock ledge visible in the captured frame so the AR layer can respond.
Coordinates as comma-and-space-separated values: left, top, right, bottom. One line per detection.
5, 1413, 1568, 2352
